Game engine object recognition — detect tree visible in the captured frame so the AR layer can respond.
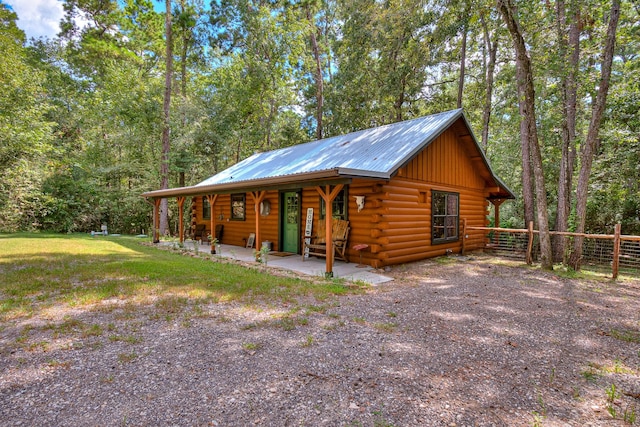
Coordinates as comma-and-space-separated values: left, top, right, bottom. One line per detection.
159, 0, 174, 236
0, 5, 53, 231
328, 0, 436, 131
206, 0, 308, 157
552, 0, 580, 262
304, 0, 325, 140
497, 0, 553, 269
568, 0, 621, 270
457, 1, 470, 109
479, 8, 500, 152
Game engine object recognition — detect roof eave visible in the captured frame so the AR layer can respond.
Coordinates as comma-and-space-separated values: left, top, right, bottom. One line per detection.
141, 168, 384, 199
336, 168, 391, 180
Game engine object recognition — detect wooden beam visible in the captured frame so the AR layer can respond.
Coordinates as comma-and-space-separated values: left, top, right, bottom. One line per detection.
206, 194, 218, 253
491, 198, 505, 244
153, 198, 161, 243
526, 221, 534, 265
461, 218, 467, 255
315, 184, 344, 277
177, 196, 185, 244
251, 191, 266, 253
612, 223, 621, 279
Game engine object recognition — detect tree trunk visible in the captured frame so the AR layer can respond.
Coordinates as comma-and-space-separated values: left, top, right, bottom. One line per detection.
518, 69, 535, 233
306, 4, 324, 140
394, 78, 406, 122
457, 14, 468, 109
553, 0, 580, 262
159, 0, 173, 236
180, 21, 188, 127
498, 0, 553, 269
568, 0, 620, 270
480, 12, 498, 152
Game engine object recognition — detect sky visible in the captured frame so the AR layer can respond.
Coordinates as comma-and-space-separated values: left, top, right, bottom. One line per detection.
4, 0, 166, 41
4, 0, 65, 40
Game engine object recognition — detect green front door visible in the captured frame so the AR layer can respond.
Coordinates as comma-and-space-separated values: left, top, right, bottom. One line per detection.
282, 192, 300, 253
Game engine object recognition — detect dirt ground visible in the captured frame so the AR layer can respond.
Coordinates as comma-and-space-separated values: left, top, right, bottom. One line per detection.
1, 254, 639, 426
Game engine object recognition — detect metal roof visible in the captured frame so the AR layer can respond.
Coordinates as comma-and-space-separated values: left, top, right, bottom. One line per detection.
142, 109, 515, 199
196, 109, 464, 187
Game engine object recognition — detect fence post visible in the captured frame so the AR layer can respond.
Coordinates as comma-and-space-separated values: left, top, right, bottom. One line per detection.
612, 223, 621, 279
461, 218, 467, 255
526, 221, 534, 265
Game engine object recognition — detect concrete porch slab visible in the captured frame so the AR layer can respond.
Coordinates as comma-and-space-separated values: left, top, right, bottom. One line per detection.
165, 240, 394, 285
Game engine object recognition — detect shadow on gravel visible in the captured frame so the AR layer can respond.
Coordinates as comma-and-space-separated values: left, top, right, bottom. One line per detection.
1, 255, 639, 426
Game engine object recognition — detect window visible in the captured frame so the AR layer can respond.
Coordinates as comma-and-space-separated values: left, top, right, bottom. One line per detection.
231, 193, 246, 220
432, 191, 459, 244
202, 196, 211, 220
320, 187, 348, 220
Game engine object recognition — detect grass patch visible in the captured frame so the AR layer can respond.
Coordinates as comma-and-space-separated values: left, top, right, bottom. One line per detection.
0, 233, 359, 321
608, 328, 640, 344
434, 256, 456, 265
373, 322, 398, 333
301, 334, 315, 347
109, 334, 143, 344
242, 342, 261, 352
584, 359, 639, 380
304, 304, 328, 315
275, 316, 298, 331
117, 352, 138, 363
81, 324, 104, 338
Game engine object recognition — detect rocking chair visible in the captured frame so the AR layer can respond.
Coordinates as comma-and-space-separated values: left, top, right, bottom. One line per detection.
302, 218, 350, 262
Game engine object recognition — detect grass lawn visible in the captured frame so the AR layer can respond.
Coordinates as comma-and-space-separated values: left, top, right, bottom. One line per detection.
0, 233, 355, 321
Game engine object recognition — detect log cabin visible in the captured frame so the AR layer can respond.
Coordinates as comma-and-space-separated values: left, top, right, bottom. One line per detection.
142, 109, 514, 276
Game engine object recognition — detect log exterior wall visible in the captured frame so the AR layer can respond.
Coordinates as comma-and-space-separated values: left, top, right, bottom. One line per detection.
343, 127, 492, 268
192, 192, 281, 249
190, 127, 494, 267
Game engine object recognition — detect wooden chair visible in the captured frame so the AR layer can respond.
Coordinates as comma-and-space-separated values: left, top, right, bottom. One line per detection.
302, 218, 350, 262
193, 224, 207, 242
214, 224, 224, 243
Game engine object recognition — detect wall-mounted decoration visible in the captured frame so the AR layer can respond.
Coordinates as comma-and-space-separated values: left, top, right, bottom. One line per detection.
259, 199, 271, 216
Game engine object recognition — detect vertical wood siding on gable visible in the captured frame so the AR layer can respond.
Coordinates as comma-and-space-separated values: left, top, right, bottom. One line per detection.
403, 128, 486, 190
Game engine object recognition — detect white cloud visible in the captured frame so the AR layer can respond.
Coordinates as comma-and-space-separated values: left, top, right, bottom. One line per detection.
6, 0, 64, 40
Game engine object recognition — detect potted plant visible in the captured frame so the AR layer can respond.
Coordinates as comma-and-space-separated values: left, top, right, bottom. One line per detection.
209, 235, 220, 255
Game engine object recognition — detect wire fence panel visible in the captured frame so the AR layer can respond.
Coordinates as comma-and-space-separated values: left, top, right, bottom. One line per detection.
485, 231, 529, 260
468, 224, 640, 278
569, 237, 614, 268
620, 240, 640, 274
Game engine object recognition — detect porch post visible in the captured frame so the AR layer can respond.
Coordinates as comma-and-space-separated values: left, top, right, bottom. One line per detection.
206, 194, 218, 253
251, 191, 266, 254
491, 199, 505, 244
316, 184, 344, 277
177, 196, 185, 244
152, 198, 161, 243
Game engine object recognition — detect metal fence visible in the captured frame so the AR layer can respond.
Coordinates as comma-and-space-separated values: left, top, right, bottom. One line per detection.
465, 222, 640, 278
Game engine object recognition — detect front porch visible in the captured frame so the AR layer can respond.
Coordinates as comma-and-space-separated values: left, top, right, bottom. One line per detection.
162, 240, 393, 285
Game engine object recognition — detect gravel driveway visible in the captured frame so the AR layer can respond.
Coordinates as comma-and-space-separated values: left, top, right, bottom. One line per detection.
1, 255, 639, 426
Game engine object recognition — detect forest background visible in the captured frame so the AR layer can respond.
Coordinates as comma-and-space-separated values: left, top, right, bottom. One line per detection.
1, 0, 638, 266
